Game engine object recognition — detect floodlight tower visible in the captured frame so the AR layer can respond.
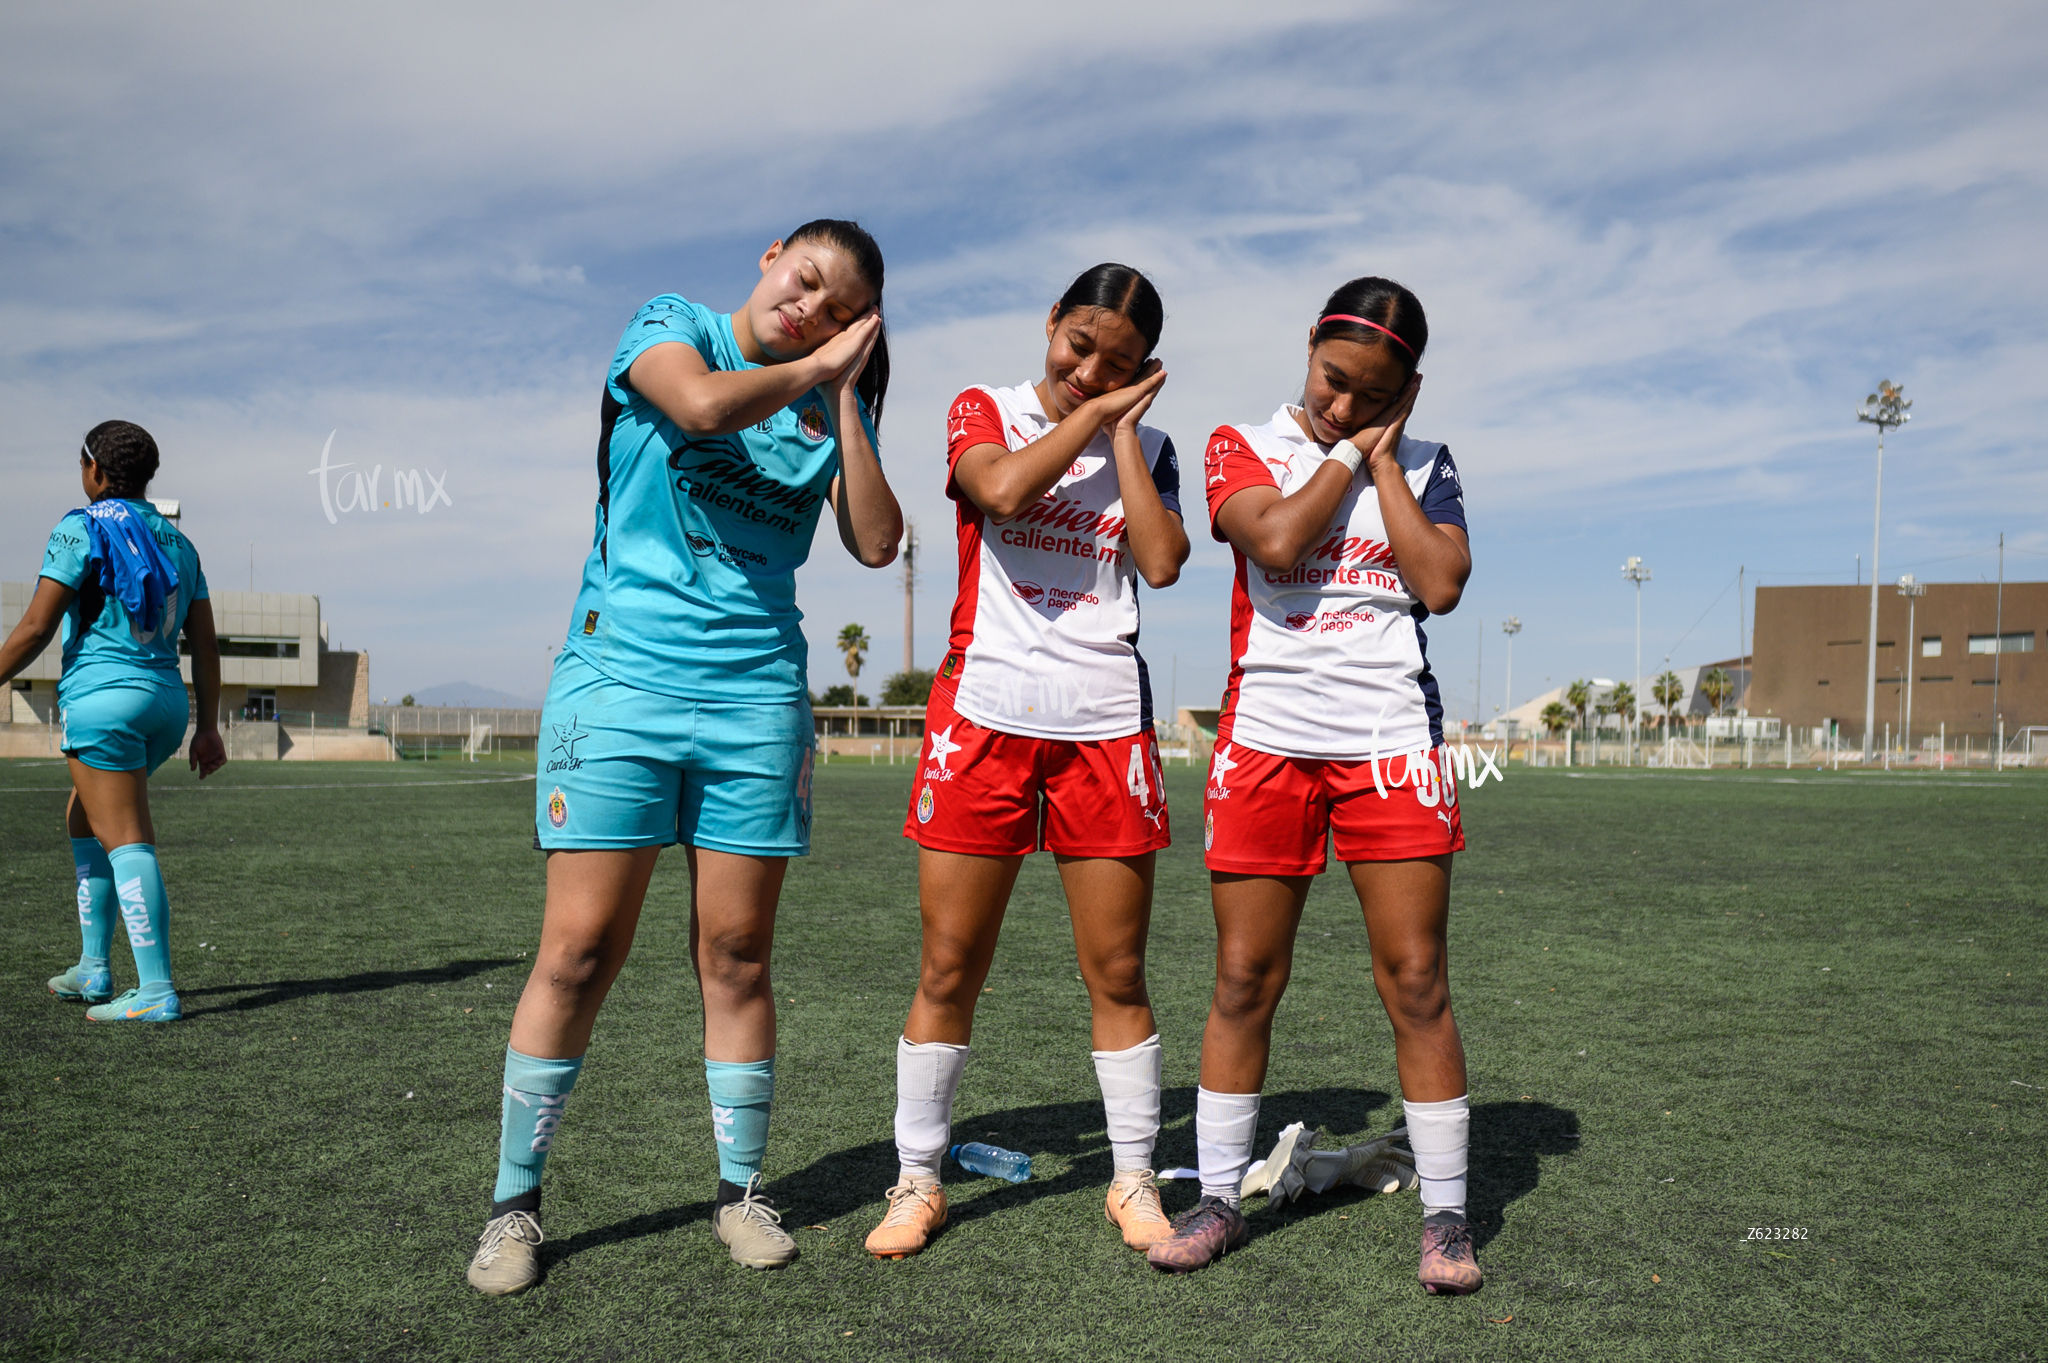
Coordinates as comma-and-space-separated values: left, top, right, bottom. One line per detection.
1897, 573, 1925, 758
1501, 617, 1521, 721
1621, 558, 1650, 765
1856, 381, 1911, 759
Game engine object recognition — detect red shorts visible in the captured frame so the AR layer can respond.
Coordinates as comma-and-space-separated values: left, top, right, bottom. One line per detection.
1202, 739, 1464, 875
903, 681, 1170, 857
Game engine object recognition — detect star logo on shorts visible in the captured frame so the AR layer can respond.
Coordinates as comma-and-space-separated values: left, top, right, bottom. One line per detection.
552, 715, 588, 762
927, 724, 962, 770
1209, 742, 1238, 788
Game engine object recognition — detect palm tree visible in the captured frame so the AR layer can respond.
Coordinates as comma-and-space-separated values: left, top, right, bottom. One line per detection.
1609, 682, 1635, 737
1652, 670, 1685, 742
1701, 667, 1734, 717
1565, 679, 1592, 738
838, 623, 870, 734
1540, 701, 1572, 737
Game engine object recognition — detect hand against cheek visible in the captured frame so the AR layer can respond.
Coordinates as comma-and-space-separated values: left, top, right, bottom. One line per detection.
817, 312, 882, 397
1095, 360, 1167, 435
1350, 374, 1421, 477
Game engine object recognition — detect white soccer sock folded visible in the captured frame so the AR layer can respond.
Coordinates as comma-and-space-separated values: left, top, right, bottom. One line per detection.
1403, 1094, 1470, 1217
1092, 1033, 1164, 1173
1195, 1087, 1260, 1207
895, 1036, 970, 1183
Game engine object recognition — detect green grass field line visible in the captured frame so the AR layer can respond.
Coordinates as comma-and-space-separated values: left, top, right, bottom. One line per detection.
1, 759, 2041, 1361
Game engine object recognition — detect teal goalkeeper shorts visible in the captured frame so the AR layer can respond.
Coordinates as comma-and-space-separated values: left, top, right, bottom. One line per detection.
59, 673, 190, 774
534, 649, 815, 856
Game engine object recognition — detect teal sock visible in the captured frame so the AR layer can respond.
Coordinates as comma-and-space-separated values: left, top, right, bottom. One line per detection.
105, 843, 171, 989
493, 1047, 584, 1205
70, 837, 114, 968
705, 1057, 775, 1186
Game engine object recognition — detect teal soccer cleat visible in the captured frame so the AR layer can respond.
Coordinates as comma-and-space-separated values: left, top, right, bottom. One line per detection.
85, 986, 182, 1023
48, 963, 114, 1004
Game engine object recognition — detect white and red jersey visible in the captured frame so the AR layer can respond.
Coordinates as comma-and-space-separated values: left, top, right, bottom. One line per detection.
942, 382, 1182, 742
1204, 405, 1467, 761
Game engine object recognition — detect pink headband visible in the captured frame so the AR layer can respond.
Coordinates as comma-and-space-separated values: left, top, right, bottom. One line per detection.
1318, 313, 1415, 357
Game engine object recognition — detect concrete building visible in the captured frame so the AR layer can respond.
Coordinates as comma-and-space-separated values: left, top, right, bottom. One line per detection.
3, 586, 382, 759
1747, 582, 2042, 744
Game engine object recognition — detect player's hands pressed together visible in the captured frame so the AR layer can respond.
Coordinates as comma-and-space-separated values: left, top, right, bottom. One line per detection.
1352, 375, 1469, 614
1104, 361, 1189, 588
824, 308, 903, 568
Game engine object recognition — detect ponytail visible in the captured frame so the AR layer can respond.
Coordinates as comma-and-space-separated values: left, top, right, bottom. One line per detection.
786, 218, 890, 428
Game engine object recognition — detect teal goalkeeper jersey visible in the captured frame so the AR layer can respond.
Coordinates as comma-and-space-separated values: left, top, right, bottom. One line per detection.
38, 500, 209, 701
562, 294, 876, 702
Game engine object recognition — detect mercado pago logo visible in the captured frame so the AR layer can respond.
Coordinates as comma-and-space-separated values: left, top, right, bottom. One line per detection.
309, 431, 453, 524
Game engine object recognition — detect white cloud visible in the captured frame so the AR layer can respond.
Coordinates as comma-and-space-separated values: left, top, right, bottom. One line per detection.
2, 0, 2043, 716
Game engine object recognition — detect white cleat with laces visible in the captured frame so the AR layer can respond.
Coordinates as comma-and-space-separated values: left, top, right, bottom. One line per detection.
466, 1209, 544, 1295
712, 1174, 800, 1269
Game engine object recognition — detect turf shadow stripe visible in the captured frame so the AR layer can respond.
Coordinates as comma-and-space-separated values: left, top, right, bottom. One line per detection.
176, 957, 523, 1015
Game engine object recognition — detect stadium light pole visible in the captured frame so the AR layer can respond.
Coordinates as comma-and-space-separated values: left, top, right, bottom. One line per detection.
1501, 617, 1521, 723
1856, 381, 1911, 759
1622, 558, 1650, 766
1897, 574, 1924, 759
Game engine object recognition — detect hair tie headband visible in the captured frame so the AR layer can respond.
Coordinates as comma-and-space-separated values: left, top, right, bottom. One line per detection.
1318, 313, 1415, 357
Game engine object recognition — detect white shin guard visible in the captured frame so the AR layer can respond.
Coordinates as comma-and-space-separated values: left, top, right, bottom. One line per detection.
1403, 1094, 1470, 1216
894, 1036, 970, 1182
1091, 1033, 1164, 1173
1195, 1087, 1261, 1206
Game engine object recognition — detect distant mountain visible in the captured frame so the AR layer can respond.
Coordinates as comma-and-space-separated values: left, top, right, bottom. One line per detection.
408, 681, 544, 710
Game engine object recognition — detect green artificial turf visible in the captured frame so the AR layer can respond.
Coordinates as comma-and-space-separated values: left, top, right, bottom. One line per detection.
0, 756, 2042, 1361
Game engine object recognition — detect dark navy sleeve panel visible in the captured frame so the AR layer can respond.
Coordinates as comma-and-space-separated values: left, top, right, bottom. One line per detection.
1420, 445, 1467, 530
607, 296, 717, 406
1151, 435, 1183, 519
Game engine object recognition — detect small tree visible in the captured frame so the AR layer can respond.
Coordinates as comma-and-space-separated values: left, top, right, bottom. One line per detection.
881, 668, 935, 707
1565, 679, 1592, 737
819, 684, 865, 707
1609, 682, 1636, 730
1701, 667, 1734, 717
837, 623, 870, 724
1652, 670, 1685, 741
400, 694, 416, 707
1540, 701, 1572, 737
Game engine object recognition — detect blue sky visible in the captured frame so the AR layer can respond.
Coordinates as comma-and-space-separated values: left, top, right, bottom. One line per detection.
4, 0, 2044, 715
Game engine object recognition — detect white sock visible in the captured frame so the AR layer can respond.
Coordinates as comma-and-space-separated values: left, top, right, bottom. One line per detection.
894, 1036, 969, 1183
1092, 1033, 1164, 1174
1404, 1094, 1469, 1217
1195, 1087, 1260, 1207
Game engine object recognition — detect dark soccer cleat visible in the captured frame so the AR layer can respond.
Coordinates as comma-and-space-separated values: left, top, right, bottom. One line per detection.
1145, 1195, 1248, 1273
1418, 1212, 1483, 1295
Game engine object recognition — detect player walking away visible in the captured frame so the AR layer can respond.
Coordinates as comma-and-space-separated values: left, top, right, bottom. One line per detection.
0, 422, 227, 1023
865, 264, 1190, 1260
1145, 277, 1483, 1294
463, 221, 903, 1295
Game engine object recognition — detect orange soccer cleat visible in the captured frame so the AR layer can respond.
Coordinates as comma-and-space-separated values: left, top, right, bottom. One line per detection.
865, 1179, 948, 1259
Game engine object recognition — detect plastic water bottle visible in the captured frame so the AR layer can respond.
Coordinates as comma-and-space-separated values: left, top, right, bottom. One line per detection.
950, 1142, 1031, 1183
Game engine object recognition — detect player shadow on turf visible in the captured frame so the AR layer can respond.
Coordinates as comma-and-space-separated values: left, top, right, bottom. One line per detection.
176, 957, 523, 1016
1245, 1098, 1580, 1253
543, 1091, 1575, 1265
